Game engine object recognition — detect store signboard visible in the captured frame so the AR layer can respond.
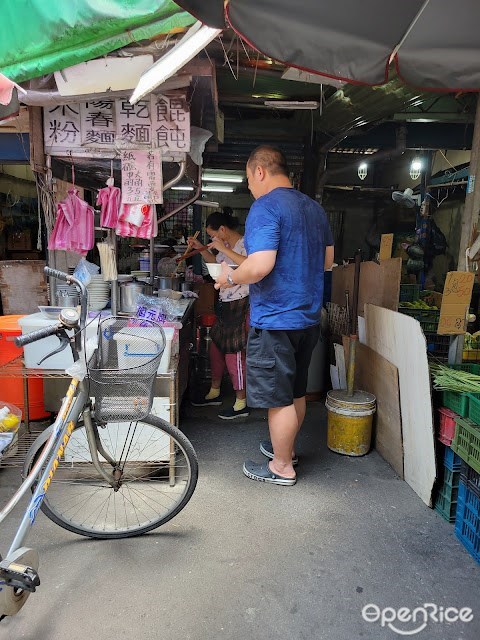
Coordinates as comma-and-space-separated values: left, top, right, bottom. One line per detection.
121, 150, 163, 204
437, 271, 475, 335
43, 94, 190, 156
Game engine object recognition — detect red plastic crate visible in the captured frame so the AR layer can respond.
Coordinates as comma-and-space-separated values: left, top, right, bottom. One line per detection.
438, 407, 459, 446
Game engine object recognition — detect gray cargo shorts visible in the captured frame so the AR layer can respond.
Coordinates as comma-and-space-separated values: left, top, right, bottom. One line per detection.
246, 325, 320, 408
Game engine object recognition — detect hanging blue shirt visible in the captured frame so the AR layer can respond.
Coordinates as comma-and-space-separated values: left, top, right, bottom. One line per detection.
244, 187, 333, 330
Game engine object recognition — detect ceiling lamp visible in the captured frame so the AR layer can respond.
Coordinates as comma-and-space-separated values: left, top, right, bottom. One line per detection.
202, 174, 244, 183
194, 199, 220, 208
410, 158, 422, 180
171, 186, 194, 191
358, 163, 368, 180
264, 100, 319, 110
202, 185, 235, 193
130, 21, 222, 104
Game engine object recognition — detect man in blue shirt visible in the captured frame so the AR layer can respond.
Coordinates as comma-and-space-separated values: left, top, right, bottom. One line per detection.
215, 146, 334, 485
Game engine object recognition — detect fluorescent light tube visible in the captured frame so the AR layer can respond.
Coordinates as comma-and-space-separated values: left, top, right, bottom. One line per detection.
202, 175, 244, 183
171, 186, 194, 191
130, 22, 222, 104
202, 185, 234, 193
264, 100, 319, 110
194, 199, 219, 207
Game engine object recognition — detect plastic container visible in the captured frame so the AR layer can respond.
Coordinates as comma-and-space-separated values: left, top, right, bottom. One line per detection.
112, 325, 173, 373
442, 390, 470, 418
455, 482, 480, 564
113, 327, 163, 370
451, 416, 480, 474
460, 461, 480, 498
158, 327, 174, 373
0, 401, 22, 433
399, 284, 421, 303
438, 407, 458, 445
326, 389, 376, 456
444, 445, 462, 471
424, 333, 450, 361
0, 314, 25, 365
1, 377, 48, 421
198, 313, 216, 327
435, 485, 459, 522
18, 313, 99, 370
468, 393, 480, 425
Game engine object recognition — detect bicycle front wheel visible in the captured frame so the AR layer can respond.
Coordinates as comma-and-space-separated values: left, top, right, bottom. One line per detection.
27, 415, 198, 539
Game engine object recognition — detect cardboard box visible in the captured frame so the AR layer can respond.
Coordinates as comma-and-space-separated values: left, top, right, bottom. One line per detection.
438, 271, 475, 335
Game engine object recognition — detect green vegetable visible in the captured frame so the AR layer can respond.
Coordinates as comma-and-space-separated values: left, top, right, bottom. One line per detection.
430, 364, 480, 393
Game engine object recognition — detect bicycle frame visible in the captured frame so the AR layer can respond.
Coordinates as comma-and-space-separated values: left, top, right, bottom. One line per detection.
0, 373, 122, 557
0, 269, 119, 558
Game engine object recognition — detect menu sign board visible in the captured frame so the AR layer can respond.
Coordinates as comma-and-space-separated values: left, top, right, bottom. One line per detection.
437, 271, 475, 335
43, 94, 190, 156
121, 150, 163, 204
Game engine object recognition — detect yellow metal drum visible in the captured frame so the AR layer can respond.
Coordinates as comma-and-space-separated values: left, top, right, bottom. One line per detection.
326, 389, 376, 456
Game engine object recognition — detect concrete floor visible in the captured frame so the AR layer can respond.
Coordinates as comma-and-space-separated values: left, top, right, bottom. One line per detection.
1, 398, 479, 639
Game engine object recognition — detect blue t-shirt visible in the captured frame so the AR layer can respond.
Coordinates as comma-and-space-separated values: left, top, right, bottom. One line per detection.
244, 187, 333, 330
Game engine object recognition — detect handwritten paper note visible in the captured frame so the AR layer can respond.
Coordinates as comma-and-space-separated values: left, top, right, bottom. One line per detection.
121, 150, 163, 204
437, 271, 475, 335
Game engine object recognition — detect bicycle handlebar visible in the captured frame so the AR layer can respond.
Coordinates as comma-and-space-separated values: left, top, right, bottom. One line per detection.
44, 266, 70, 283
14, 324, 63, 348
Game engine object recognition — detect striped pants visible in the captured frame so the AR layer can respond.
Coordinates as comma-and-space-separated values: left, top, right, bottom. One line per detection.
209, 340, 246, 391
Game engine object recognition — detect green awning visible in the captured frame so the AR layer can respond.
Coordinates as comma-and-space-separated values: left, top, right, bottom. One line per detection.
0, 0, 195, 83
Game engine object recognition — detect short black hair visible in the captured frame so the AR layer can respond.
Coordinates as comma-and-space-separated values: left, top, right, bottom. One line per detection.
247, 145, 289, 177
205, 209, 239, 231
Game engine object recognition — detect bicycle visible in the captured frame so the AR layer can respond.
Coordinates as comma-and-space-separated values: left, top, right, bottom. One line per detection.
0, 267, 198, 618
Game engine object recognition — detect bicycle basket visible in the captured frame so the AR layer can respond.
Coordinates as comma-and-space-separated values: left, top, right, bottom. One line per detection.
88, 317, 165, 421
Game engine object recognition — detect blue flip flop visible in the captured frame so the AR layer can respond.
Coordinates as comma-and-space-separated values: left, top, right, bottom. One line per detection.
243, 460, 296, 486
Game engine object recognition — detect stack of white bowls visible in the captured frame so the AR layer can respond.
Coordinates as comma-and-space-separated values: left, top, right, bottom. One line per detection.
87, 274, 111, 311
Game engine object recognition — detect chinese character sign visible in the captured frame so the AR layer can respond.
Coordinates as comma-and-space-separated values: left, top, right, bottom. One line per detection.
115, 99, 152, 146
43, 95, 190, 155
121, 150, 163, 204
44, 104, 81, 150
152, 95, 190, 152
81, 100, 115, 146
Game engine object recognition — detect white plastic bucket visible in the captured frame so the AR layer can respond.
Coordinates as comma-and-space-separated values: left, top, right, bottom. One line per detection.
112, 326, 174, 373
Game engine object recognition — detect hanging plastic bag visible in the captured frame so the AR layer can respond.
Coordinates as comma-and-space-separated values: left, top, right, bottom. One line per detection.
73, 258, 100, 287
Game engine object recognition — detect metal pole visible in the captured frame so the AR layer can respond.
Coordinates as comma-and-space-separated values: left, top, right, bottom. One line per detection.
458, 94, 480, 270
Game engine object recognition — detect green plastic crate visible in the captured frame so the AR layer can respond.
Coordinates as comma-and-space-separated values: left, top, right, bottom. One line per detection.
442, 390, 470, 418
399, 284, 421, 303
452, 417, 480, 474
435, 466, 461, 522
434, 487, 458, 522
451, 364, 480, 375
468, 393, 480, 425
399, 308, 440, 324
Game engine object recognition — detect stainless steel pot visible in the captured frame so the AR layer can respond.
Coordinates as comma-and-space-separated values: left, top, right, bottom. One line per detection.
155, 276, 182, 291
56, 291, 79, 308
119, 278, 153, 313
180, 281, 193, 292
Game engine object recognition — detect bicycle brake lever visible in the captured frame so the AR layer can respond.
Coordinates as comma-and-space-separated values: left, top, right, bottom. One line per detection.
36, 330, 70, 366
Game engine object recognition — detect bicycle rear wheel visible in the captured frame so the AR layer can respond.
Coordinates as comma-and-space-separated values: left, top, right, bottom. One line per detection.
27, 415, 198, 539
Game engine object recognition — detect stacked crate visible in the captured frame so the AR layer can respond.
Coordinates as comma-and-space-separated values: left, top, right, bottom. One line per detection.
450, 406, 480, 563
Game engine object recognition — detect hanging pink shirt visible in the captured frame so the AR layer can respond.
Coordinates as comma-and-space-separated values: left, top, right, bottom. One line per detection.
48, 188, 94, 255
97, 186, 121, 228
